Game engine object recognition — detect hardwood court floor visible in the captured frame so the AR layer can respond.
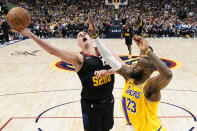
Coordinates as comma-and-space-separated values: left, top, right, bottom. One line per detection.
0, 38, 197, 131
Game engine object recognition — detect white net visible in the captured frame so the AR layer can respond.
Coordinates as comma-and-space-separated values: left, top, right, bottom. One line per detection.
105, 0, 128, 9
114, 2, 119, 9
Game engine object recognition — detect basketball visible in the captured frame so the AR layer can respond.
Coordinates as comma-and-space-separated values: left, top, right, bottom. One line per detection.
6, 7, 31, 30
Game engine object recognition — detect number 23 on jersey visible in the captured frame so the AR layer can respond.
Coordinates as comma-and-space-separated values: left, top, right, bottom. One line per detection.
127, 98, 136, 113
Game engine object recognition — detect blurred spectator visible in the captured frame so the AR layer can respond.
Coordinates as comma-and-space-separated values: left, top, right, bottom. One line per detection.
2, 19, 10, 43
0, 0, 196, 42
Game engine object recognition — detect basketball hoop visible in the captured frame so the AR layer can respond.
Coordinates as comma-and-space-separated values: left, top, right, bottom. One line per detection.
105, 0, 128, 9
114, 0, 119, 9
105, 0, 128, 20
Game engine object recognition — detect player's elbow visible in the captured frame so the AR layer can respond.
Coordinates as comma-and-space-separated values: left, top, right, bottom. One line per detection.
165, 70, 173, 80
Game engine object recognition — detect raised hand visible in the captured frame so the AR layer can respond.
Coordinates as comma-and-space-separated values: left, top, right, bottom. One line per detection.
88, 15, 97, 38
133, 35, 149, 53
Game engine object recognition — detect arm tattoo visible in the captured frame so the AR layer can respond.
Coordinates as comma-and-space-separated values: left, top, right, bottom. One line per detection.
117, 65, 134, 81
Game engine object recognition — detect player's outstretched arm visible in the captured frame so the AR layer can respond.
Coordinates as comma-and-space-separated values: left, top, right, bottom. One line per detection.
16, 28, 80, 66
94, 69, 116, 79
88, 15, 133, 80
133, 35, 173, 91
147, 51, 173, 90
93, 37, 133, 80
88, 15, 124, 65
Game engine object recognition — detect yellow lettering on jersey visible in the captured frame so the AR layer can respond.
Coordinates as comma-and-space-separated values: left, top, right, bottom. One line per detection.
92, 75, 111, 86
99, 78, 103, 85
125, 33, 130, 37
92, 76, 99, 86
108, 75, 111, 81
103, 76, 108, 83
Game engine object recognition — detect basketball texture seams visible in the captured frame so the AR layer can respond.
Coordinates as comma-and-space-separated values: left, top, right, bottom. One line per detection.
6, 7, 31, 30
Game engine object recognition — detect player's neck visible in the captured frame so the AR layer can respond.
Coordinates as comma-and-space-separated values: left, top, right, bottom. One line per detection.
82, 45, 96, 56
134, 77, 147, 85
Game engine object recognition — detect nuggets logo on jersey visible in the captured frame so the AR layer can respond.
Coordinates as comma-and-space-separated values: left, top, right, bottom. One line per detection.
51, 56, 181, 72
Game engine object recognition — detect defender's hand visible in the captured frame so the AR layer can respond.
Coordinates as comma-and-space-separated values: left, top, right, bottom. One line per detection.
94, 70, 110, 79
133, 35, 149, 52
88, 15, 97, 38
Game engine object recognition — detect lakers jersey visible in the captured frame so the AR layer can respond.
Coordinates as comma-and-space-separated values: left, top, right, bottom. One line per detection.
120, 79, 166, 131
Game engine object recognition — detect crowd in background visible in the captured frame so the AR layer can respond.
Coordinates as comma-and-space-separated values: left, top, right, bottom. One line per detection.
120, 0, 197, 38
0, 0, 197, 43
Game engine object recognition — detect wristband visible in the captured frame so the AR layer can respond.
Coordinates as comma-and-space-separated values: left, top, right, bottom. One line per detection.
92, 33, 98, 39
145, 48, 151, 56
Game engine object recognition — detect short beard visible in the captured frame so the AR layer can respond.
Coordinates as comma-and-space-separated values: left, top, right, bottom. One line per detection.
129, 70, 144, 81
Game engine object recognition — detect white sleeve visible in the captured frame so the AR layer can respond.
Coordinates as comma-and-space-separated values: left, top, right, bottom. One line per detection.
95, 37, 122, 71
